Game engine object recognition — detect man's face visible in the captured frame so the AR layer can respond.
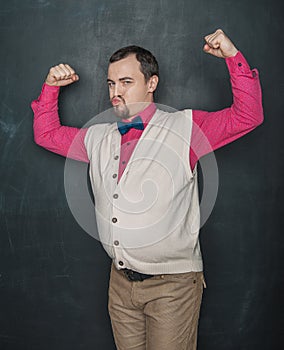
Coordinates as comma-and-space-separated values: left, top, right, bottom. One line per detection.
107, 54, 157, 119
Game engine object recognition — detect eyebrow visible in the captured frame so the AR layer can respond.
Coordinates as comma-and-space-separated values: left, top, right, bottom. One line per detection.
107, 77, 134, 82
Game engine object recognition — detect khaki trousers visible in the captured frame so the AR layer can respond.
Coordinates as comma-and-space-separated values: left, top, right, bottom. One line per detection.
108, 264, 204, 350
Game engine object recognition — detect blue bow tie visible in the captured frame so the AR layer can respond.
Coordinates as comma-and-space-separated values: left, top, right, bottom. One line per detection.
117, 116, 145, 135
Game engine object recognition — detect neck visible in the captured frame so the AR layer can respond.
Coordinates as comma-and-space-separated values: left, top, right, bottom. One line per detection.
122, 102, 156, 123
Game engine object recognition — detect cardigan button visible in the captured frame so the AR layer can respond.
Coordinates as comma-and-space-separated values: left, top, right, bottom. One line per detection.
114, 240, 119, 246
113, 194, 119, 199
114, 155, 119, 160
118, 261, 124, 266
112, 217, 118, 223
112, 173, 117, 179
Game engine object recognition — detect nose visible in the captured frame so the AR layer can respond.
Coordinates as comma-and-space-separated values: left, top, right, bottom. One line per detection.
110, 81, 123, 98
114, 85, 121, 98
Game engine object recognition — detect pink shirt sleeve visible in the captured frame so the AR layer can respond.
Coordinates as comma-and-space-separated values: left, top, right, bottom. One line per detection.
31, 51, 263, 170
190, 51, 264, 170
31, 84, 89, 163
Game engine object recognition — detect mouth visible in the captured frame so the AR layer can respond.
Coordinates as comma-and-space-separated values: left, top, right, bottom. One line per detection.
111, 97, 124, 107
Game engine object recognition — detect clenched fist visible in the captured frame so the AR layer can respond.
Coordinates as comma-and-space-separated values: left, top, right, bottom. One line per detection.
45, 63, 79, 87
203, 29, 238, 58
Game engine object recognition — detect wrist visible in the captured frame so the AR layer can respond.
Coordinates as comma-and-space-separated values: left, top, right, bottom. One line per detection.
45, 79, 56, 87
226, 47, 238, 58
43, 82, 60, 92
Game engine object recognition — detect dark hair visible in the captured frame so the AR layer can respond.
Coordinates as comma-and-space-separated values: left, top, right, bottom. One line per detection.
109, 45, 159, 82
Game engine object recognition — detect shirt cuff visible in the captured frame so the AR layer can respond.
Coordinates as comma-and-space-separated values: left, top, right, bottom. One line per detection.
225, 51, 253, 75
38, 83, 60, 102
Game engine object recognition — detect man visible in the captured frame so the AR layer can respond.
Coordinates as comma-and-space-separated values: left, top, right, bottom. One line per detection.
31, 29, 263, 349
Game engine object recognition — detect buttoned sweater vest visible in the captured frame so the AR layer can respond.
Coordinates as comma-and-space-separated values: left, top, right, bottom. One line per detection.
84, 108, 203, 274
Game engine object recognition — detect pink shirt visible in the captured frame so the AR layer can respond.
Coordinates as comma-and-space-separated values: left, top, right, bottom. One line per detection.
31, 51, 263, 182
118, 102, 156, 180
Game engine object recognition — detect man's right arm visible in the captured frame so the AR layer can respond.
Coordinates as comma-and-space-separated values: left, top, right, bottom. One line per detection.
31, 64, 89, 162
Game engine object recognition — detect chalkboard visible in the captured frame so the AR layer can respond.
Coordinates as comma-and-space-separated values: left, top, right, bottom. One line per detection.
0, 0, 283, 349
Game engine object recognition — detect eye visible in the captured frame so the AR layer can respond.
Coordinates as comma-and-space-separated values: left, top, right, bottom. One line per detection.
108, 81, 115, 88
123, 80, 132, 85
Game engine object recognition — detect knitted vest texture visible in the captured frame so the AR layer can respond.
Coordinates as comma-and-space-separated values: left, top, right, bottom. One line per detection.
84, 109, 203, 274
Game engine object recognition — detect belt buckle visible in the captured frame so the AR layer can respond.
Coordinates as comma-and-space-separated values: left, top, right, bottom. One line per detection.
124, 269, 135, 281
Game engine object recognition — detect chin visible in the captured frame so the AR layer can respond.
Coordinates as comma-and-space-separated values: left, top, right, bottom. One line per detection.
113, 105, 130, 119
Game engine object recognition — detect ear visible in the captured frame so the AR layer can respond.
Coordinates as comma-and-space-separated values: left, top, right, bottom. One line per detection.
147, 75, 159, 93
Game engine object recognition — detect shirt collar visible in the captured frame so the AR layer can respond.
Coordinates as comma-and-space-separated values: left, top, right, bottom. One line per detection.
121, 102, 156, 126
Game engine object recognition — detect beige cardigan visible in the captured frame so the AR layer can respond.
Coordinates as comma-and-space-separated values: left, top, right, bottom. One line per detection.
84, 108, 203, 274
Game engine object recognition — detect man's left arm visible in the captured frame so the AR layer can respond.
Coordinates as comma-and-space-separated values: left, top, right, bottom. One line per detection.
190, 29, 264, 169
